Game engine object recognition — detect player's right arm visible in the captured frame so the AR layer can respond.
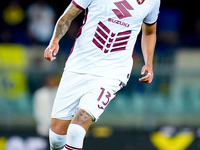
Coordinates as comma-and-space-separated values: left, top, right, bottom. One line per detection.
44, 3, 83, 61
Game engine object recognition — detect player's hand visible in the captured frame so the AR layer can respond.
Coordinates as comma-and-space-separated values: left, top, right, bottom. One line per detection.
44, 39, 59, 61
139, 65, 154, 84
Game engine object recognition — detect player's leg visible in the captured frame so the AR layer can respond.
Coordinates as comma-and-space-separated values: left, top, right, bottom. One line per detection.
63, 77, 123, 149
49, 118, 71, 150
51, 118, 71, 135
49, 71, 85, 150
64, 109, 93, 150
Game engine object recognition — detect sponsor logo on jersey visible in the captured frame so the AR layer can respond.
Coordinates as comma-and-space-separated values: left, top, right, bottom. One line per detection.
108, 18, 130, 27
92, 21, 132, 53
112, 0, 134, 19
136, 0, 145, 5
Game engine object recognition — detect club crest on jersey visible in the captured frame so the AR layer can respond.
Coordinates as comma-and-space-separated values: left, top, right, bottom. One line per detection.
136, 0, 145, 5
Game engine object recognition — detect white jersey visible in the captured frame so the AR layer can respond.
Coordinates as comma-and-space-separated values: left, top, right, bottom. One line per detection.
64, 0, 160, 84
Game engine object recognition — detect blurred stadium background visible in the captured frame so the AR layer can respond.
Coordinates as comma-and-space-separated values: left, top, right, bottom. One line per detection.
0, 0, 200, 150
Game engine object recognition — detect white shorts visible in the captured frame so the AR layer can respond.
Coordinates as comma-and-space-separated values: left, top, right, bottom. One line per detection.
51, 71, 123, 121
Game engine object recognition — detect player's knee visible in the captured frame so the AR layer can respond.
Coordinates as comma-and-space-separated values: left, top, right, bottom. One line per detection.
66, 124, 86, 148
67, 124, 86, 140
49, 129, 66, 150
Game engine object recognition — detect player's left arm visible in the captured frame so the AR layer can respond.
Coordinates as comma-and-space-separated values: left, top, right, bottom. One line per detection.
139, 22, 157, 84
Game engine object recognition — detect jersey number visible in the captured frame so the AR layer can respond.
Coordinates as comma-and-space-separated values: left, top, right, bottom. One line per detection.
97, 87, 111, 109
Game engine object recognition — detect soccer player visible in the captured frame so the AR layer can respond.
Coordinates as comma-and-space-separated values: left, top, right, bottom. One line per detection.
44, 0, 160, 149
